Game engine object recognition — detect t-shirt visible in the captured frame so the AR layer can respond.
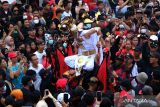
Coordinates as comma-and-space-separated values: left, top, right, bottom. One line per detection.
34, 51, 46, 64
9, 63, 24, 89
29, 64, 44, 91
61, 11, 72, 20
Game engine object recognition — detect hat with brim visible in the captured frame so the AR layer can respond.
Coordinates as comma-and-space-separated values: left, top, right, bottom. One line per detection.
75, 55, 87, 68
136, 72, 148, 84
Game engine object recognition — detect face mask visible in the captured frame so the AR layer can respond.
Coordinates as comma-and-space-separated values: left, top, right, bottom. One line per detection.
23, 15, 27, 19
48, 40, 54, 45
119, 24, 125, 29
84, 24, 92, 29
63, 42, 67, 48
78, 1, 82, 6
33, 19, 39, 24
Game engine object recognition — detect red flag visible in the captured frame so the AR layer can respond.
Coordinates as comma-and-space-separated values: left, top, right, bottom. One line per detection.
97, 56, 110, 93
97, 57, 107, 93
57, 50, 70, 78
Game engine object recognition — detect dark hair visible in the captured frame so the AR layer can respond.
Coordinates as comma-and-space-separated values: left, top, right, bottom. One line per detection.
31, 90, 41, 104
96, 1, 103, 6
2, 1, 8, 4
5, 95, 16, 106
100, 98, 112, 107
29, 54, 36, 61
22, 76, 32, 86
82, 92, 95, 106
56, 8, 63, 15
26, 70, 36, 77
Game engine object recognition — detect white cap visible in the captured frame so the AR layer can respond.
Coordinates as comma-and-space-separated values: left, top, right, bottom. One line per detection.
150, 35, 158, 41
36, 100, 48, 107
57, 93, 70, 103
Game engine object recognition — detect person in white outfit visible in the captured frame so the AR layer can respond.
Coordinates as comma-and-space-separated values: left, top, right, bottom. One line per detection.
65, 17, 103, 76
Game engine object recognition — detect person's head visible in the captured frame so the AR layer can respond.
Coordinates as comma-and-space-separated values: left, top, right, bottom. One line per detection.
8, 51, 18, 64
10, 89, 23, 100
26, 70, 36, 82
78, 0, 84, 6
115, 55, 124, 66
88, 77, 99, 91
0, 58, 7, 69
22, 76, 33, 89
30, 54, 38, 66
56, 8, 63, 18
28, 28, 36, 38
142, 85, 153, 95
39, 69, 48, 80
134, 46, 142, 58
2, 1, 9, 10
82, 92, 95, 106
118, 0, 124, 6
97, 1, 104, 11
38, 7, 43, 16
100, 98, 112, 107
63, 1, 72, 10
7, 23, 14, 32
136, 72, 148, 85
25, 44, 31, 53
30, 42, 37, 50
120, 79, 132, 91
125, 39, 132, 50
43, 2, 51, 10
25, 5, 32, 13
131, 36, 139, 47
149, 35, 158, 52
37, 27, 44, 36
125, 54, 134, 65
33, 9, 39, 17
97, 14, 108, 28
0, 80, 6, 95
5, 95, 16, 107
56, 78, 68, 90
12, 5, 19, 15
23, 19, 30, 28
126, 30, 134, 39
149, 52, 160, 65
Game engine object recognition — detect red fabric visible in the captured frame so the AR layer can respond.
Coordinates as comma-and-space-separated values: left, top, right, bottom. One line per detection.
116, 49, 134, 56
56, 78, 67, 89
97, 57, 107, 93
8, 52, 17, 58
116, 68, 126, 79
114, 30, 128, 37
57, 49, 70, 78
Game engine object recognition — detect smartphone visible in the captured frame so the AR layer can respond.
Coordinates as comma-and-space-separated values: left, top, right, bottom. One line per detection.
45, 89, 49, 96
64, 93, 69, 103
96, 91, 102, 101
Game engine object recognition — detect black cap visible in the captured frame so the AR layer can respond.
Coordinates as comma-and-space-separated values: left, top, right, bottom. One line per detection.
150, 41, 158, 48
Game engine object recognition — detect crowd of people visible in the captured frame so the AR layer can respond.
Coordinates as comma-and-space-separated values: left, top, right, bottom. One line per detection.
0, 0, 160, 107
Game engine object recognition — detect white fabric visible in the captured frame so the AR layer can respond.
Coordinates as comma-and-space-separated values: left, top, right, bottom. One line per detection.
57, 93, 70, 103
29, 64, 44, 91
36, 100, 48, 107
65, 55, 95, 71
130, 63, 139, 77
116, 5, 129, 14
61, 11, 72, 20
34, 51, 46, 64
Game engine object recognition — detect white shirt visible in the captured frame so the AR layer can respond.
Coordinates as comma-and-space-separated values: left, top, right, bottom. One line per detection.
61, 11, 72, 20
29, 64, 44, 91
116, 5, 129, 14
34, 51, 46, 64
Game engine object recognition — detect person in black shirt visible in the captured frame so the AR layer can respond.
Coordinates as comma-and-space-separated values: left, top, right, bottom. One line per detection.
52, 8, 63, 31
25, 28, 36, 44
